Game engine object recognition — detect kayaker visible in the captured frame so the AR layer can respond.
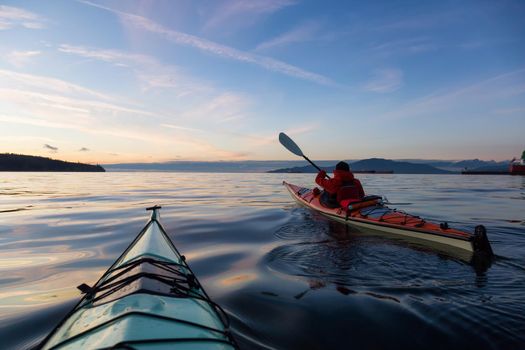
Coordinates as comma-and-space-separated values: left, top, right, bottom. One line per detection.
315, 161, 365, 208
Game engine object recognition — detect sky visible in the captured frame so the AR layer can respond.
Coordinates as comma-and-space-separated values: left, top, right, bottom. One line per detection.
0, 0, 524, 163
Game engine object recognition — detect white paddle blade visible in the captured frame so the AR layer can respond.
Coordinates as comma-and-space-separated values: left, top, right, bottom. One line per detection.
279, 132, 304, 157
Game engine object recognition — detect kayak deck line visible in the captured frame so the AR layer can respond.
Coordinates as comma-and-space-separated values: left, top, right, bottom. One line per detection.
283, 182, 494, 261
39, 206, 238, 350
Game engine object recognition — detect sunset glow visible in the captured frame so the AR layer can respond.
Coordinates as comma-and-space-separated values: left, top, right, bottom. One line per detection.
1, 1, 524, 163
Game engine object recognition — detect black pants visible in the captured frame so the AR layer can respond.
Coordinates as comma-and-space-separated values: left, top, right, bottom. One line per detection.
320, 191, 340, 208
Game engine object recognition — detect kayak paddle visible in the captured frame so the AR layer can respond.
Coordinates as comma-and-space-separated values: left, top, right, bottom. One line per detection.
278, 132, 330, 178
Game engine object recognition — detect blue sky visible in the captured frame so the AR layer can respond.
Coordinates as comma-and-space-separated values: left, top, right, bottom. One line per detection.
0, 0, 524, 163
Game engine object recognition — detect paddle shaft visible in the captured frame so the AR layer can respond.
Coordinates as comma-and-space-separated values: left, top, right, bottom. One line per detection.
303, 156, 330, 179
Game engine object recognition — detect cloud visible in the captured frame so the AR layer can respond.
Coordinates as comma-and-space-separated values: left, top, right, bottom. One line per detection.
255, 21, 321, 51
43, 144, 58, 152
58, 44, 212, 95
57, 45, 254, 123
79, 1, 334, 86
0, 5, 46, 30
378, 68, 525, 120
1, 135, 55, 143
161, 124, 204, 133
284, 124, 319, 137
1, 52, 254, 161
458, 37, 516, 51
180, 92, 250, 123
79, 147, 90, 152
1, 113, 171, 146
58, 44, 152, 65
2, 113, 250, 161
5, 50, 41, 67
0, 88, 156, 117
369, 37, 438, 57
0, 69, 113, 101
222, 123, 319, 148
203, 0, 297, 31
377, 10, 461, 32
364, 69, 403, 93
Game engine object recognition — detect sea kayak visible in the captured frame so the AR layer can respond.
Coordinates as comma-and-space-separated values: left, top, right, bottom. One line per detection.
283, 182, 493, 260
39, 206, 238, 350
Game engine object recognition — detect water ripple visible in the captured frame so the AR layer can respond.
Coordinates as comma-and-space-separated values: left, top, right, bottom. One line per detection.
0, 172, 523, 349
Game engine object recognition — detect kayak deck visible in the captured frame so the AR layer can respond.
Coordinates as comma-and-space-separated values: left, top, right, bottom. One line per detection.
40, 206, 237, 350
283, 182, 493, 260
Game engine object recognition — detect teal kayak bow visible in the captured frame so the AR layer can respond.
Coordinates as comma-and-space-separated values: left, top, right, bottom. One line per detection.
39, 206, 238, 350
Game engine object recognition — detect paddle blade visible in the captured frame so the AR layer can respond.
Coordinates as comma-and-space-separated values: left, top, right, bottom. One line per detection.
279, 132, 304, 157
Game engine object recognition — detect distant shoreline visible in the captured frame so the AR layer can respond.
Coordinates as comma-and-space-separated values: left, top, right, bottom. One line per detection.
0, 154, 105, 172
103, 158, 510, 174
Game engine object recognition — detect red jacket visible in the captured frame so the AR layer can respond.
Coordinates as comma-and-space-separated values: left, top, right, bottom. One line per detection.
315, 169, 365, 203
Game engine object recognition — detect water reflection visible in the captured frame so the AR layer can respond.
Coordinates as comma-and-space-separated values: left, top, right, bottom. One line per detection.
0, 173, 524, 349
220, 273, 258, 287
0, 248, 94, 271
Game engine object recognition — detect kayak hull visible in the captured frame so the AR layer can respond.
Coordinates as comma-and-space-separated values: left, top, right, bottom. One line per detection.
39, 206, 237, 350
283, 182, 493, 260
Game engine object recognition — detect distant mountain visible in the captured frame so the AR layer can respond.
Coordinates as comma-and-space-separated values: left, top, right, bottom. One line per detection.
269, 158, 454, 174
353, 158, 453, 174
467, 165, 509, 172
0, 153, 105, 172
399, 159, 509, 172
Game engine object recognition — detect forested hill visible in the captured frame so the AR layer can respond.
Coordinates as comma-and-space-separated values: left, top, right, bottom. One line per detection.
0, 154, 105, 172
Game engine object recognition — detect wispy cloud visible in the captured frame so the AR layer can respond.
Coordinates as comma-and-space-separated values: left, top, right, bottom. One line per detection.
1, 136, 55, 143
43, 144, 58, 152
58, 44, 212, 95
180, 92, 250, 123
1, 49, 255, 161
364, 69, 403, 93
161, 124, 204, 133
57, 44, 254, 125
203, 0, 297, 31
0, 88, 155, 117
5, 50, 41, 67
458, 37, 516, 51
0, 69, 113, 101
255, 21, 321, 51
377, 10, 460, 31
79, 147, 90, 152
0, 5, 46, 30
2, 113, 210, 151
370, 37, 438, 57
2, 110, 253, 161
230, 123, 319, 147
379, 68, 525, 120
79, 1, 334, 86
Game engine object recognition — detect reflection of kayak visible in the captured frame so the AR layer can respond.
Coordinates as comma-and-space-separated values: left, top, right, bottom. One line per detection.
40, 206, 238, 350
283, 182, 493, 258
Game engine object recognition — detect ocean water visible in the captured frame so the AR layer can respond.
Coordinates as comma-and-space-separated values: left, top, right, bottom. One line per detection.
0, 172, 524, 349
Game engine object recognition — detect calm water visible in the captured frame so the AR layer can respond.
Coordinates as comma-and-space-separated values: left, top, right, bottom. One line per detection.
0, 173, 524, 349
